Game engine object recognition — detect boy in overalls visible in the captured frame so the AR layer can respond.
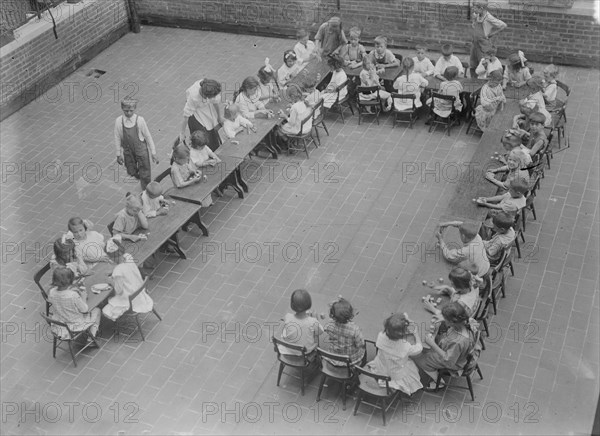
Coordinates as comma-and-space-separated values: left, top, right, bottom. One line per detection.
114, 99, 159, 190
470, 1, 506, 79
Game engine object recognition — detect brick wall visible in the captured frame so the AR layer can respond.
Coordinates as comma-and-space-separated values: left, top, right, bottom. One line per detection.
0, 0, 129, 120
135, 0, 599, 67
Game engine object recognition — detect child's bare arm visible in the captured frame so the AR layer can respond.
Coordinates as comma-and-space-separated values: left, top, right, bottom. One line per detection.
137, 211, 149, 230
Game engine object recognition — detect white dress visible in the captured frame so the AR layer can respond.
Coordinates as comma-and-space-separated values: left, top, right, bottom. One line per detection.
393, 73, 428, 110
102, 254, 153, 321
322, 70, 348, 108
74, 231, 106, 263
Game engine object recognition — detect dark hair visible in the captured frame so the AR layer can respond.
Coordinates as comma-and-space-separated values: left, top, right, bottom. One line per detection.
458, 222, 479, 241
441, 302, 470, 326
528, 111, 546, 125
106, 240, 126, 263
199, 79, 222, 99
190, 130, 209, 149
296, 28, 308, 39
444, 66, 459, 81
283, 49, 297, 64
53, 238, 75, 265
52, 267, 75, 288
173, 144, 190, 160
301, 76, 318, 92
290, 289, 312, 313
67, 217, 87, 232
235, 76, 261, 102
448, 267, 472, 292
383, 313, 410, 340
509, 178, 529, 195
327, 54, 344, 70
492, 211, 514, 231
258, 66, 276, 85
401, 57, 414, 81
441, 43, 453, 56
329, 298, 354, 323
285, 85, 304, 103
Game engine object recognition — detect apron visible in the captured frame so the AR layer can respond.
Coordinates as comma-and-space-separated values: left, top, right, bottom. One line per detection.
470, 20, 492, 70
188, 103, 222, 152
122, 116, 151, 190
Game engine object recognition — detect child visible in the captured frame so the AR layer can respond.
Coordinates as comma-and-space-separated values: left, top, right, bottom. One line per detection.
482, 212, 516, 265
392, 57, 428, 111
428, 66, 463, 118
278, 50, 301, 88
50, 233, 89, 276
412, 45, 435, 77
112, 193, 149, 242
324, 297, 366, 366
102, 236, 154, 321
524, 75, 552, 127
368, 36, 400, 75
436, 221, 490, 277
498, 132, 533, 167
542, 64, 559, 110
321, 54, 348, 109
294, 29, 316, 64
475, 177, 529, 215
141, 181, 169, 218
512, 99, 537, 133
366, 313, 423, 395
68, 217, 108, 264
359, 57, 392, 111
474, 46, 502, 79
222, 104, 255, 140
434, 44, 465, 81
302, 76, 322, 116
486, 148, 530, 190
424, 267, 481, 317
257, 62, 280, 103
512, 112, 549, 157
170, 144, 205, 188
235, 76, 275, 119
339, 27, 366, 68
277, 86, 312, 137
503, 51, 531, 89
474, 69, 506, 131
114, 99, 159, 190
279, 289, 324, 360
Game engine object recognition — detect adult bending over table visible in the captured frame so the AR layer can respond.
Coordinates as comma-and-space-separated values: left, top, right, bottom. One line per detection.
469, 0, 506, 79
180, 79, 223, 152
314, 16, 347, 58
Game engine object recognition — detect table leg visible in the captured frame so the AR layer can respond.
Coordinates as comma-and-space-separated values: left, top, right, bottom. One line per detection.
190, 211, 209, 237
167, 233, 187, 259
223, 172, 244, 199
236, 167, 249, 193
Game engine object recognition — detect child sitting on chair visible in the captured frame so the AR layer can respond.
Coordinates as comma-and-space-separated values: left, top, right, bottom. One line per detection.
475, 177, 529, 216
474, 46, 502, 79
368, 36, 400, 75
474, 69, 506, 131
50, 233, 90, 277
359, 57, 392, 111
428, 66, 463, 118
257, 62, 280, 103
324, 297, 366, 366
393, 57, 428, 111
412, 45, 435, 77
278, 50, 302, 88
321, 54, 348, 109
436, 221, 490, 277
523, 75, 552, 127
294, 28, 316, 64
112, 193, 149, 242
424, 267, 481, 317
486, 148, 530, 191
222, 104, 255, 140
170, 144, 205, 188
339, 27, 366, 68
503, 51, 531, 89
482, 212, 516, 265
542, 64, 559, 110
278, 289, 324, 361
68, 217, 109, 264
434, 44, 464, 81
141, 181, 169, 218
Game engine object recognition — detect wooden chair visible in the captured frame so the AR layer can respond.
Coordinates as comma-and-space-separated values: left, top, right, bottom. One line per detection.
34, 262, 52, 316
356, 86, 383, 125
111, 277, 161, 341
315, 348, 355, 410
434, 331, 483, 401
272, 336, 317, 396
286, 109, 318, 159
40, 312, 99, 367
328, 78, 354, 123
391, 93, 418, 128
473, 279, 492, 349
311, 98, 328, 147
465, 88, 483, 134
512, 211, 526, 259
428, 93, 460, 136
490, 247, 515, 311
353, 365, 400, 426
550, 80, 570, 149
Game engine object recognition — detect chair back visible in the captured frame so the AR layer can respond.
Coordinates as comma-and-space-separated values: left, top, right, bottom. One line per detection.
154, 167, 172, 183
317, 348, 353, 378
463, 330, 483, 375
40, 312, 75, 339
125, 277, 149, 313
556, 80, 571, 98
354, 365, 395, 396
333, 79, 350, 104
107, 221, 115, 236
357, 85, 381, 101
272, 336, 309, 364
390, 93, 416, 111
470, 88, 481, 111
430, 92, 456, 112
296, 107, 315, 135
311, 98, 325, 123
34, 262, 52, 305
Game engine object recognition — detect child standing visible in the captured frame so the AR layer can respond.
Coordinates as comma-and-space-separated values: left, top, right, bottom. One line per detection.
474, 46, 502, 79
482, 212, 516, 265
474, 69, 506, 131
321, 54, 348, 108
339, 27, 366, 67
222, 104, 255, 140
359, 57, 392, 111
114, 99, 159, 190
279, 289, 324, 360
542, 64, 559, 110
503, 51, 531, 89
392, 57, 428, 111
429, 66, 463, 117
368, 36, 400, 75
141, 181, 169, 218
434, 44, 465, 80
412, 45, 435, 77
324, 297, 366, 366
102, 237, 154, 321
294, 29, 316, 64
436, 222, 490, 277
366, 313, 423, 395
475, 177, 529, 215
112, 193, 149, 242
278, 50, 302, 88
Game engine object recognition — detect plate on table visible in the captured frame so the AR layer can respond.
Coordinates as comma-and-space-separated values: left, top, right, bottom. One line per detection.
91, 283, 112, 294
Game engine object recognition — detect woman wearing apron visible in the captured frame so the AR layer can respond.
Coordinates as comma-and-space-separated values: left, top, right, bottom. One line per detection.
469, 1, 506, 79
180, 79, 223, 152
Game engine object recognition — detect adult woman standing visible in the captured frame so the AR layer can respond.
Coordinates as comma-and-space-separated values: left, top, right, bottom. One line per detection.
180, 79, 223, 152
469, 0, 506, 79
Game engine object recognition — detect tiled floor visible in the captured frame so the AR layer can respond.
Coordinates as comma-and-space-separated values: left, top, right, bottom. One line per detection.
0, 27, 598, 435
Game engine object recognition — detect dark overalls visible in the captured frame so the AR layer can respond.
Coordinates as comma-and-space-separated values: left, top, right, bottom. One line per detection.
470, 19, 492, 79
122, 116, 151, 190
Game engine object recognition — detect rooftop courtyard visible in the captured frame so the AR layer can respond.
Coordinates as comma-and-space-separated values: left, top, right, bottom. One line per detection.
0, 26, 598, 435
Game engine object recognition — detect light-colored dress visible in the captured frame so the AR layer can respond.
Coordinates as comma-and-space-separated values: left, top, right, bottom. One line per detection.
278, 313, 324, 356
281, 101, 312, 135
74, 231, 106, 263
102, 254, 153, 321
48, 286, 101, 338
392, 73, 428, 110
428, 80, 463, 117
475, 82, 506, 131
235, 91, 266, 119
367, 331, 423, 395
322, 70, 348, 108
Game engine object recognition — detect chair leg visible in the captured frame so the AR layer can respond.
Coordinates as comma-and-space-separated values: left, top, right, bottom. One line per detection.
52, 337, 57, 358
466, 375, 475, 401
476, 364, 483, 379
300, 368, 305, 396
380, 398, 387, 426
276, 362, 285, 386
491, 287, 498, 315
482, 317, 489, 336
68, 341, 77, 367
514, 238, 522, 259
509, 261, 515, 276
322, 121, 329, 136
349, 103, 354, 115
435, 372, 443, 390
316, 374, 326, 402
135, 314, 145, 341
303, 138, 309, 159
341, 380, 347, 411
339, 106, 345, 124
522, 209, 527, 232
152, 308, 162, 321
500, 275, 506, 298
480, 334, 486, 350
353, 391, 363, 416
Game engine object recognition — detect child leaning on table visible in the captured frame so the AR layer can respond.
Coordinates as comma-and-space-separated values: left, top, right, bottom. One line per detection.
339, 27, 366, 67
368, 36, 400, 74
482, 212, 516, 265
101, 236, 153, 321
112, 193, 149, 242
141, 181, 169, 218
424, 266, 481, 317
434, 44, 464, 81
50, 233, 90, 277
503, 51, 531, 89
222, 104, 255, 140
278, 50, 302, 88
170, 144, 205, 189
321, 54, 348, 109
427, 66, 463, 117
475, 177, 529, 215
278, 289, 324, 363
486, 148, 530, 191
359, 57, 392, 111
436, 221, 490, 277
412, 45, 435, 78
474, 45, 503, 80
323, 297, 366, 366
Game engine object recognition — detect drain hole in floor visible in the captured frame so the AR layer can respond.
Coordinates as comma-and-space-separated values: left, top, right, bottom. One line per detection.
86, 69, 106, 78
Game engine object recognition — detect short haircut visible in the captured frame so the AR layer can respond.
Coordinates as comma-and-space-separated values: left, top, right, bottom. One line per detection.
492, 212, 514, 231
483, 45, 497, 56
191, 130, 210, 149
285, 85, 303, 102
125, 193, 142, 209
67, 216, 86, 232
543, 64, 559, 78
526, 75, 544, 91
449, 267, 472, 291
459, 222, 480, 242
509, 178, 529, 195
53, 238, 75, 265
145, 181, 163, 198
374, 35, 387, 46
257, 66, 276, 85
415, 44, 427, 51
508, 148, 528, 167
121, 99, 137, 109
327, 53, 344, 70
52, 266, 75, 288
301, 76, 318, 91
173, 144, 190, 160
348, 27, 361, 39
488, 69, 503, 82
441, 301, 470, 325
444, 66, 459, 81
106, 240, 126, 263
501, 134, 522, 148
441, 43, 453, 56
528, 111, 546, 125
199, 79, 222, 99
384, 313, 410, 340
296, 28, 308, 39
290, 289, 312, 312
329, 298, 354, 323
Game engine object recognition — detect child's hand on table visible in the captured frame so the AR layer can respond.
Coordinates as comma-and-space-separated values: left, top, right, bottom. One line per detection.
423, 300, 440, 314
157, 207, 168, 216
230, 140, 240, 145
